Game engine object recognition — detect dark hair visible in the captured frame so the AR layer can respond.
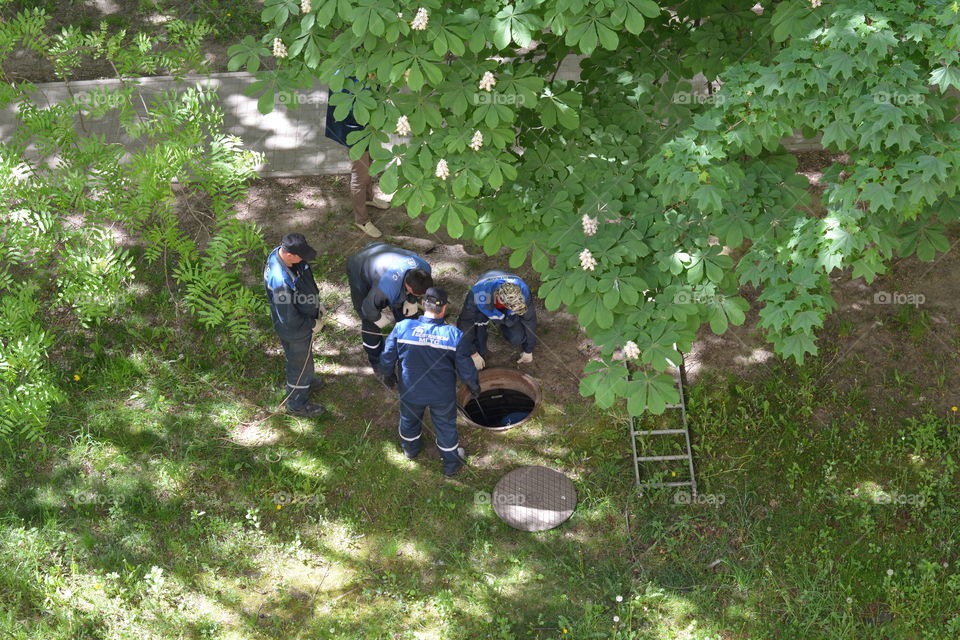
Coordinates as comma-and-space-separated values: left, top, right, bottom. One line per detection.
423, 298, 446, 314
403, 269, 432, 295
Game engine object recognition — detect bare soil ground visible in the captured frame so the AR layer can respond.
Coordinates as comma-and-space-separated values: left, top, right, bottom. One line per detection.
215, 150, 960, 443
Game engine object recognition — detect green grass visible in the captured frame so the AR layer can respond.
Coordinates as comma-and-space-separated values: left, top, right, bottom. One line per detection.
0, 266, 958, 639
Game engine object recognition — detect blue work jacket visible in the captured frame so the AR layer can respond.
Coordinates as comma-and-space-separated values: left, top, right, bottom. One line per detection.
458, 270, 537, 354
346, 242, 431, 322
379, 316, 479, 406
263, 247, 320, 338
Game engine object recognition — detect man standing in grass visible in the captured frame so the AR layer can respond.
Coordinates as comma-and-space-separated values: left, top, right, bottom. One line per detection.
263, 233, 326, 417
378, 287, 480, 477
345, 241, 433, 374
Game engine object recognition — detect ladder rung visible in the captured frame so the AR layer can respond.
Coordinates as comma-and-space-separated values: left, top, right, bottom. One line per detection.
634, 428, 686, 436
639, 481, 693, 488
636, 454, 690, 462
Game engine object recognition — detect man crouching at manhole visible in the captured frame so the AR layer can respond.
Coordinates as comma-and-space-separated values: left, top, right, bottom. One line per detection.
457, 270, 537, 369
377, 287, 481, 478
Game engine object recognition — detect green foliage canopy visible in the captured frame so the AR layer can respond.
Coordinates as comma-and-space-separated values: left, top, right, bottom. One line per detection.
239, 0, 960, 415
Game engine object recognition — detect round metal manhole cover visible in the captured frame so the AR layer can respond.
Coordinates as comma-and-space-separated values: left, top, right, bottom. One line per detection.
492, 466, 577, 532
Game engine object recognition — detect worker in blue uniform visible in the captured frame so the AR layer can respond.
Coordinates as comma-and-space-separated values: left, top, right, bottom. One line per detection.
379, 287, 480, 478
263, 233, 326, 417
457, 270, 537, 370
346, 242, 433, 371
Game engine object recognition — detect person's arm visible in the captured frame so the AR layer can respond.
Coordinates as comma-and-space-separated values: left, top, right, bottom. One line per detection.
519, 305, 537, 354
360, 286, 391, 324
457, 292, 488, 356
378, 324, 401, 380
455, 333, 480, 393
270, 283, 310, 333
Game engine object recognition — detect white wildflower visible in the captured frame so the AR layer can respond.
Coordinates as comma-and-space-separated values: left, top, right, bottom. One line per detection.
579, 248, 597, 271
623, 341, 640, 359
435, 159, 450, 180
396, 115, 411, 136
411, 7, 429, 30
469, 130, 484, 151
272, 38, 287, 59
300, 0, 311, 13
615, 595, 623, 602
479, 71, 496, 91
886, 569, 894, 576
613, 616, 620, 623
582, 214, 598, 236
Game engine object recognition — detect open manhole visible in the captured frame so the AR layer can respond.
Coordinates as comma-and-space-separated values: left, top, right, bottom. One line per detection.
457, 368, 542, 430
492, 466, 577, 532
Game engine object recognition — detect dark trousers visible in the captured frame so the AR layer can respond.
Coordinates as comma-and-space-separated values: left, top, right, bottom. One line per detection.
351, 151, 373, 225
398, 398, 460, 464
360, 318, 384, 366
457, 319, 524, 357
279, 334, 314, 410
498, 320, 525, 347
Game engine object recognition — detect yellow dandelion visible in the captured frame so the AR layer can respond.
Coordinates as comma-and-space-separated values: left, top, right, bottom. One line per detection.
671, 471, 676, 477
276, 504, 282, 510
73, 374, 80, 381
952, 406, 958, 412
94, 583, 102, 589
562, 630, 568, 634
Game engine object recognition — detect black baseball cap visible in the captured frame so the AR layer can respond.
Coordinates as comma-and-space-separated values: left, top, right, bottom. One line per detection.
280, 233, 317, 261
423, 286, 449, 306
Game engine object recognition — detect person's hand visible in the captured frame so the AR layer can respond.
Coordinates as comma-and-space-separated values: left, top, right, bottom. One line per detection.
517, 352, 533, 364
402, 299, 419, 318
470, 352, 485, 370
374, 311, 392, 329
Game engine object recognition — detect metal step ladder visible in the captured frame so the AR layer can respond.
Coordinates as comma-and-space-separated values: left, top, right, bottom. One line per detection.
628, 349, 697, 496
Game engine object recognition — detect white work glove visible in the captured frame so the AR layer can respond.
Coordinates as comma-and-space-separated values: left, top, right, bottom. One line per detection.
401, 299, 419, 318
471, 352, 485, 370
374, 311, 393, 329
517, 352, 533, 364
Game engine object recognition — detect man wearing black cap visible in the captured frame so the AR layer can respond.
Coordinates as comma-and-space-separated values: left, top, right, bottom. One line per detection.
263, 233, 326, 417
378, 286, 480, 477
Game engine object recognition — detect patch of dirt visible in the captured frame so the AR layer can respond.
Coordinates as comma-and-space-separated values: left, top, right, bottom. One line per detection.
689, 152, 960, 423
218, 174, 596, 450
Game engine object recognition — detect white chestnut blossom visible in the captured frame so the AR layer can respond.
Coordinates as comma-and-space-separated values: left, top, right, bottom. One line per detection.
623, 341, 640, 359
579, 248, 597, 271
582, 214, 598, 236
395, 116, 411, 136
300, 0, 311, 13
272, 38, 287, 59
411, 7, 429, 30
479, 71, 497, 91
435, 159, 450, 180
469, 130, 484, 151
